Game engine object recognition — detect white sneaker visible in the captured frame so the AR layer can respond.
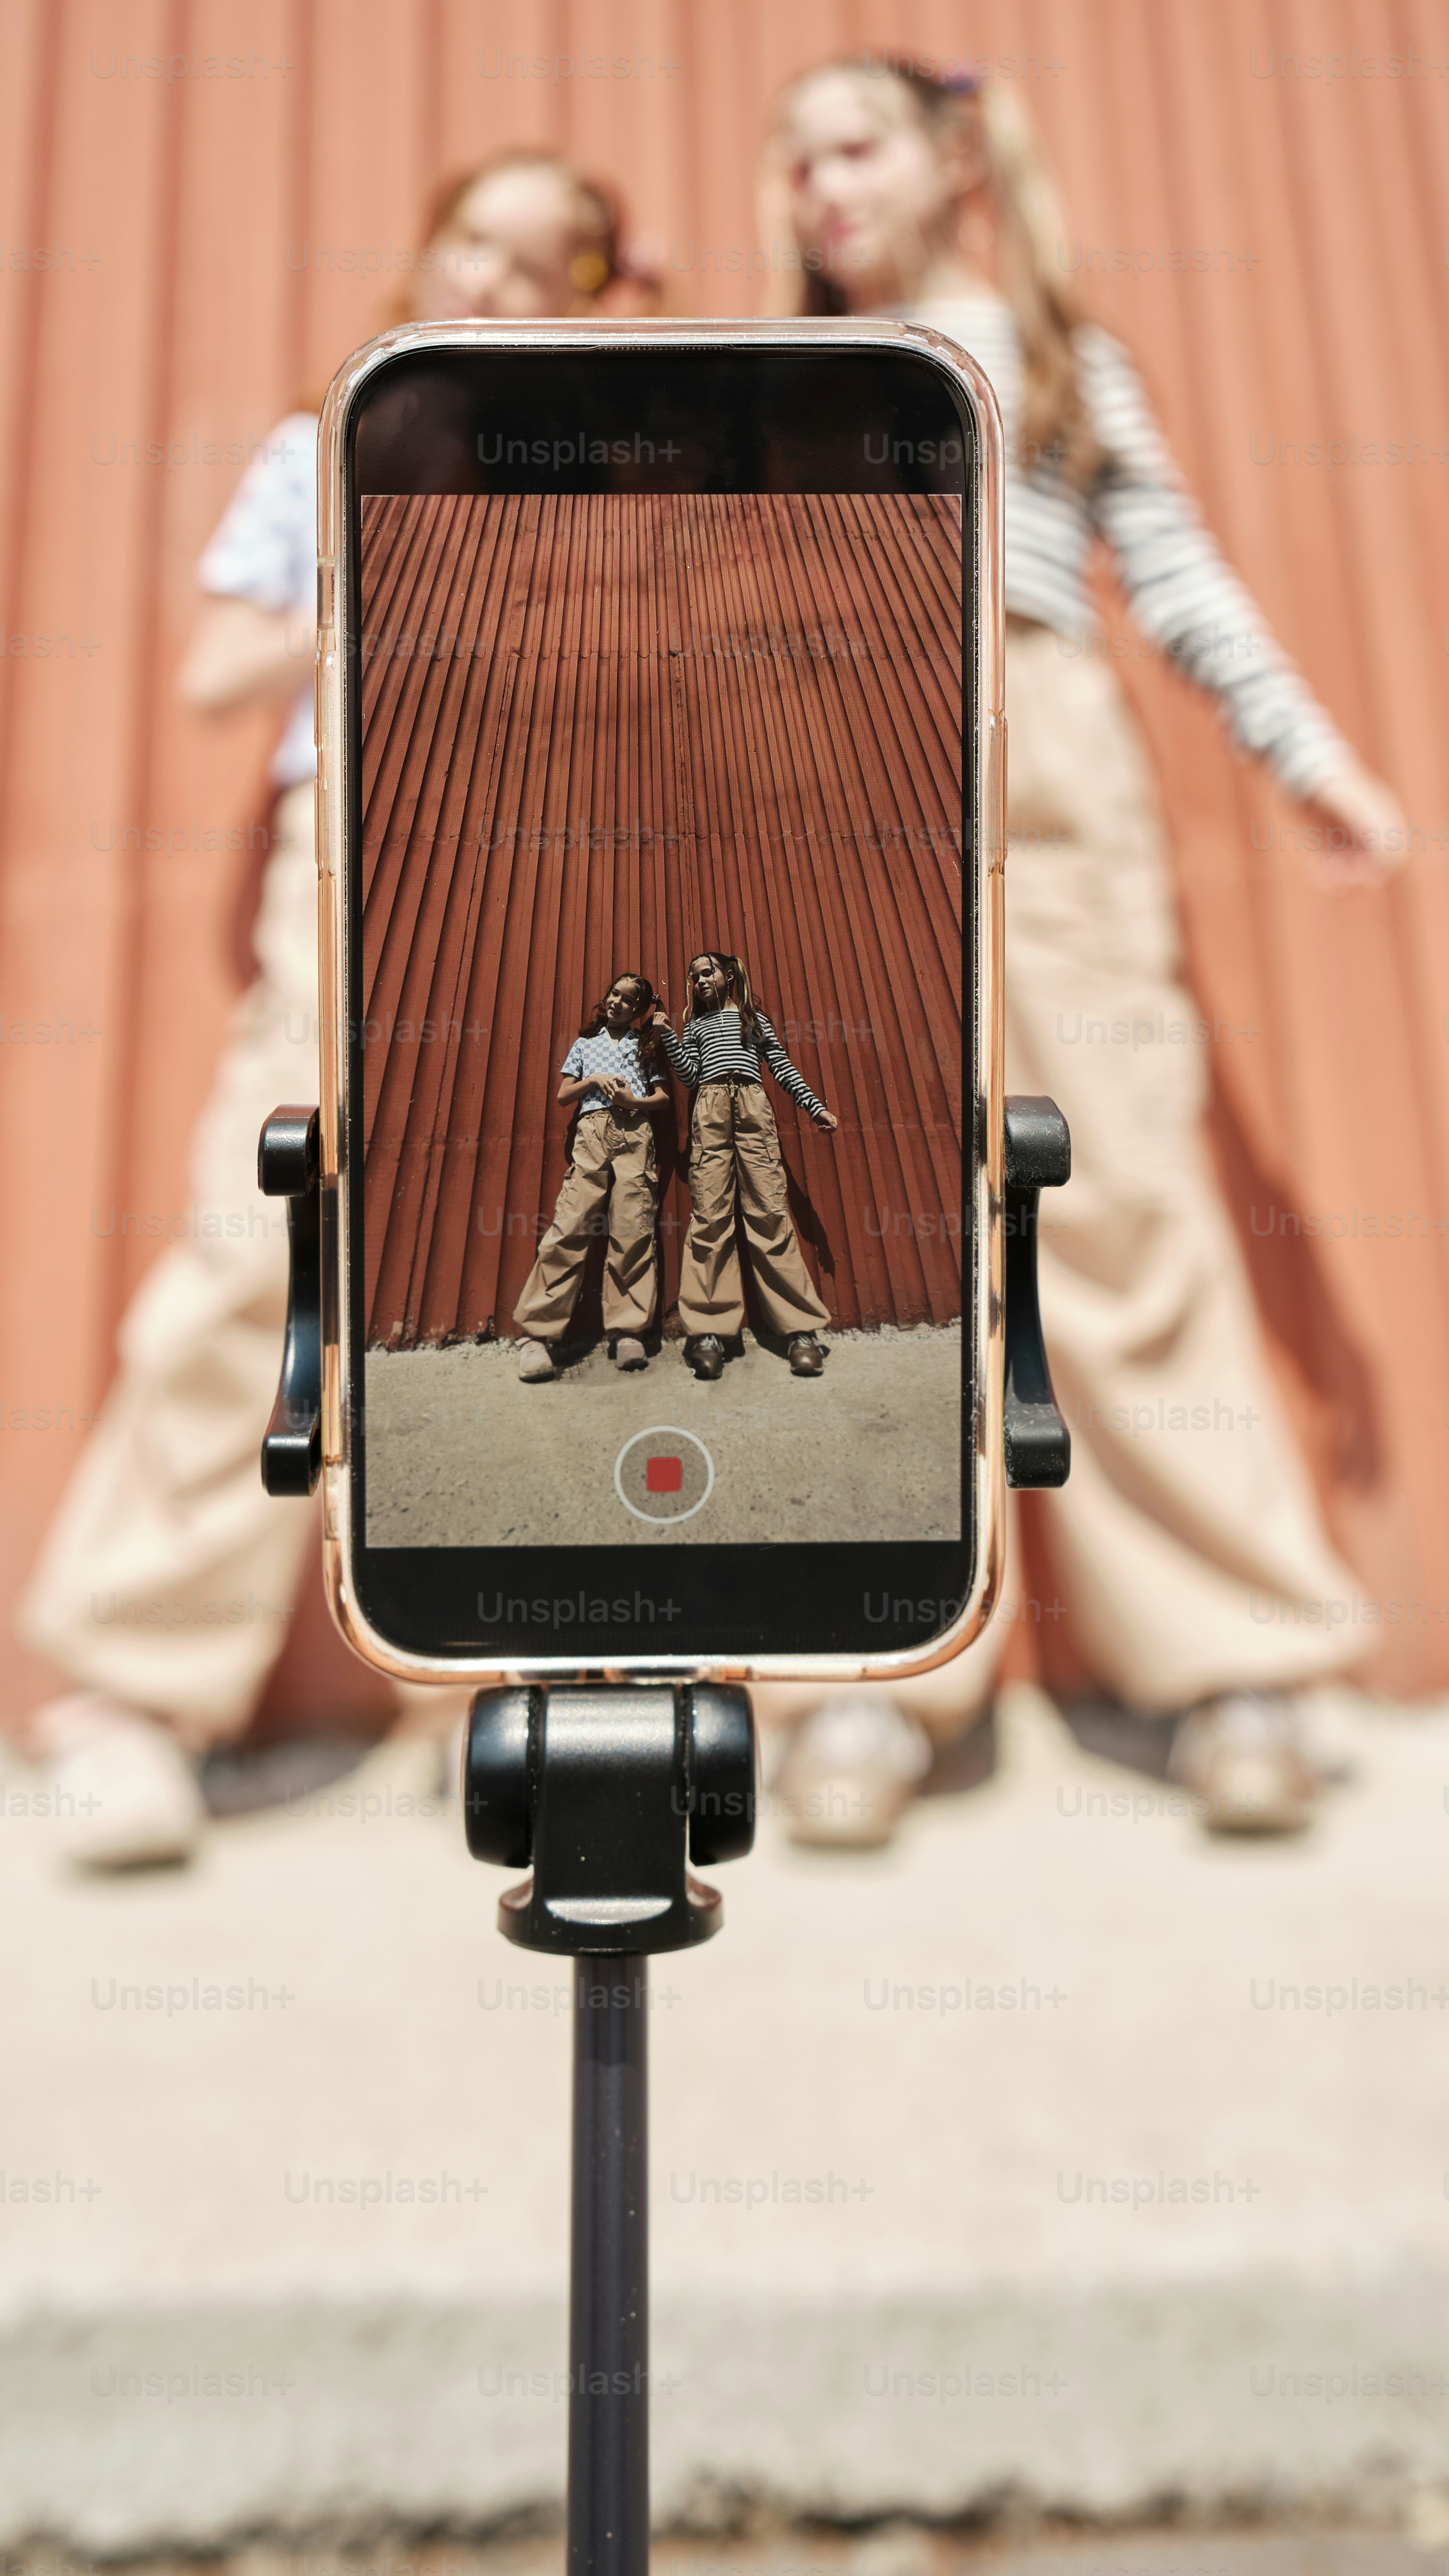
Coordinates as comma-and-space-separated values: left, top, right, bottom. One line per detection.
34, 1693, 205, 1871
773, 1693, 932, 1850
1169, 1689, 1317, 1835
614, 1337, 647, 1371
517, 1338, 556, 1382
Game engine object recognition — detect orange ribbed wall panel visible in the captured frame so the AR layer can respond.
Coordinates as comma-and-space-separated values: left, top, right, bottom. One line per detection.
357, 492, 963, 1344
2, 0, 1447, 1707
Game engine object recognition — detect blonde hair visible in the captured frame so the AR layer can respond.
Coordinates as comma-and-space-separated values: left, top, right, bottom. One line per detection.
770, 60, 1101, 489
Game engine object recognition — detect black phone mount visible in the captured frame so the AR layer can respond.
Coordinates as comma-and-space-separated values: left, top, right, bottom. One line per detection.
258, 1105, 323, 1497
258, 1092, 1070, 2576
463, 1680, 755, 1953
1003, 1094, 1071, 1488
258, 1095, 1070, 1503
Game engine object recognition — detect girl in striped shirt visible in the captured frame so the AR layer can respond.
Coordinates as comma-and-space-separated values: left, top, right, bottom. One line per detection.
756, 55, 1407, 1842
652, 951, 838, 1380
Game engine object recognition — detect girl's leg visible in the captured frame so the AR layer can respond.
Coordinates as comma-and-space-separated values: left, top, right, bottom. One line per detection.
755, 1504, 1024, 1849
676, 1084, 746, 1338
1003, 628, 1357, 1711
731, 1088, 831, 1336
17, 785, 321, 1751
512, 1118, 613, 1341
600, 1110, 659, 1339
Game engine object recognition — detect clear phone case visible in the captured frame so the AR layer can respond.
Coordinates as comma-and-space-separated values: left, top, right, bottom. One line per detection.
313, 316, 1005, 1688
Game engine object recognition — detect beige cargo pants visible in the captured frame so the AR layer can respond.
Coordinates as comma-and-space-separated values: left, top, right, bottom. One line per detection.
758, 626, 1359, 1743
513, 1104, 660, 1341
676, 1080, 830, 1342
18, 787, 322, 1746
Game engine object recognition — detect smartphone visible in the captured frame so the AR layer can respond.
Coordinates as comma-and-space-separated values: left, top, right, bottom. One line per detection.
313, 318, 1004, 1686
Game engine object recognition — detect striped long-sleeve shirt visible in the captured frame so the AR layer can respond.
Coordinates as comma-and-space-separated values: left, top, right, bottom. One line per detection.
909, 294, 1351, 799
657, 1006, 830, 1124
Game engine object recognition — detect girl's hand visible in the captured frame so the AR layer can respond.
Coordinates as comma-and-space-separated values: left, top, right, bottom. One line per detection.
1301, 764, 1410, 891
816, 1110, 839, 1133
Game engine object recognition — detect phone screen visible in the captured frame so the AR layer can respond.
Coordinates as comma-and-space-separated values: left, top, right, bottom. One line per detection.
342, 345, 977, 1664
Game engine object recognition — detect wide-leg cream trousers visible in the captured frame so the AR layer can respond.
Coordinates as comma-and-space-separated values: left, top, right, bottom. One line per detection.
759, 628, 1358, 1743
513, 1103, 660, 1342
18, 787, 321, 1745
676, 1080, 831, 1341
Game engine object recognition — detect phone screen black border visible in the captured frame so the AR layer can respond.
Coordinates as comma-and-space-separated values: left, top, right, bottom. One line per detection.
341, 344, 980, 1664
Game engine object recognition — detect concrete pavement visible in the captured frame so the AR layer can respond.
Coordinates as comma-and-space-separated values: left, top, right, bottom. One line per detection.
3, 1684, 1449, 2553
363, 1324, 961, 1546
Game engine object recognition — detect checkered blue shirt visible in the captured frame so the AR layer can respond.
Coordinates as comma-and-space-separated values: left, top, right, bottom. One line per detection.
561, 1028, 653, 1115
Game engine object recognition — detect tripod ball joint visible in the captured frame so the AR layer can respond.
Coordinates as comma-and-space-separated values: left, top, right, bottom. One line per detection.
464, 1682, 757, 1957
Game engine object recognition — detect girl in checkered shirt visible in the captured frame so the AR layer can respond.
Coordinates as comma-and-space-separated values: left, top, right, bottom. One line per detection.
513, 973, 671, 1381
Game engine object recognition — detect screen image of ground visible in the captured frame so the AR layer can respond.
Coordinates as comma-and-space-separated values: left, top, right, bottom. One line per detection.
357, 490, 963, 1548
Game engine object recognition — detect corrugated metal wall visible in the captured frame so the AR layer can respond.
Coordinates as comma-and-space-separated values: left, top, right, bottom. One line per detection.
358, 491, 962, 1343
3, 0, 1447, 1701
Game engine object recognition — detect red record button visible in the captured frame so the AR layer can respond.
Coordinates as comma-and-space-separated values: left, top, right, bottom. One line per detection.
614, 1427, 715, 1523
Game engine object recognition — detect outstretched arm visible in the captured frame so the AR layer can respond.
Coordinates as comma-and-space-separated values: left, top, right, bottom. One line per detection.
1085, 331, 1406, 889
756, 1015, 837, 1129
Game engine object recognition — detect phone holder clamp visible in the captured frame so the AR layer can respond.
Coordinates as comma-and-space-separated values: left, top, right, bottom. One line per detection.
1003, 1093, 1071, 1489
258, 1104, 322, 1498
257, 1094, 1071, 1503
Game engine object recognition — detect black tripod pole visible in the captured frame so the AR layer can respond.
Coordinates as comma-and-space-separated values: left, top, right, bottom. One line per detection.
460, 1685, 753, 2576
570, 1959, 649, 2576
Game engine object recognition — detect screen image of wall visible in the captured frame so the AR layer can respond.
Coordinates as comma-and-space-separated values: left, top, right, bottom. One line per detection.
356, 490, 964, 1549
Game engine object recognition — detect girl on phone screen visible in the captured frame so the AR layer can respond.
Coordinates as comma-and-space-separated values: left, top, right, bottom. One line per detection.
653, 951, 838, 1381
514, 974, 670, 1380
756, 57, 1407, 1844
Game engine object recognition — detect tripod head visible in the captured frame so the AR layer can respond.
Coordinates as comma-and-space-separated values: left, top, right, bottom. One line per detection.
464, 1680, 755, 1956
